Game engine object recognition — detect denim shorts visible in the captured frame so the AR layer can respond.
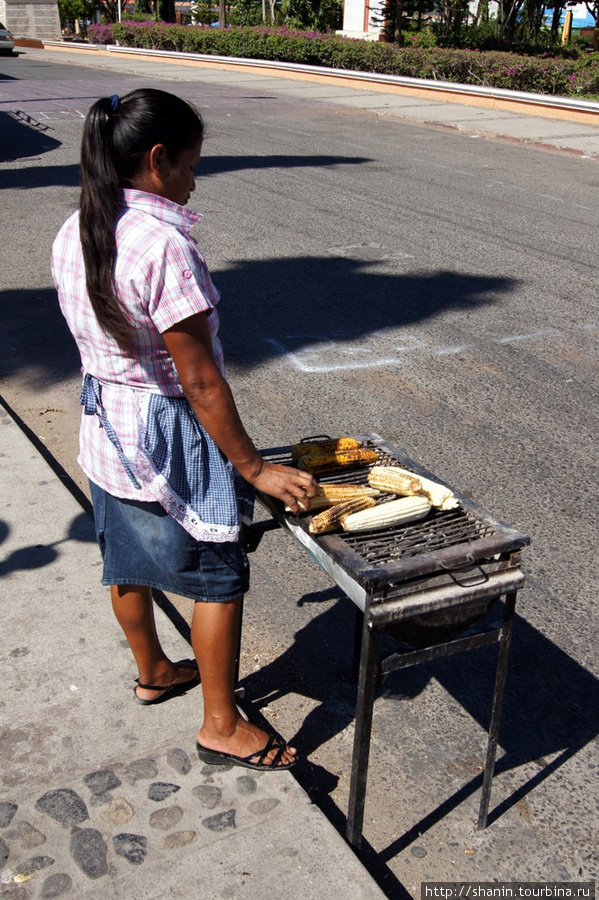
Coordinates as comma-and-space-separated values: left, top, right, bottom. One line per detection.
89, 481, 250, 602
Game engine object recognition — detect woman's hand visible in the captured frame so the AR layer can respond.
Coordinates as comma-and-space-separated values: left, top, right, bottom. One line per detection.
250, 461, 318, 514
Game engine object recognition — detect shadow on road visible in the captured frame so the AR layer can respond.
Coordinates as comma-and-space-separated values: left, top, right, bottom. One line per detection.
0, 287, 80, 385
0, 261, 516, 387
0, 110, 62, 162
237, 589, 599, 890
0, 162, 80, 188
199, 153, 372, 177
213, 258, 516, 368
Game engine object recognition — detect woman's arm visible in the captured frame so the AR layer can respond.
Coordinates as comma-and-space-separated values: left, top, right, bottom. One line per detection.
162, 312, 317, 512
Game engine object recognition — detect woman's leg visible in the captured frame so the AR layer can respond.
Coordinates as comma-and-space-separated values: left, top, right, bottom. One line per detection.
111, 584, 198, 702
191, 597, 296, 767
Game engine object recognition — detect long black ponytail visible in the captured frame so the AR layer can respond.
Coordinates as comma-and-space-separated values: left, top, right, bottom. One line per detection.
79, 89, 204, 355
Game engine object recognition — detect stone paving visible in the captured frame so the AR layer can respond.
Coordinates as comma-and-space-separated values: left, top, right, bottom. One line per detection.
0, 404, 387, 900
1, 744, 299, 898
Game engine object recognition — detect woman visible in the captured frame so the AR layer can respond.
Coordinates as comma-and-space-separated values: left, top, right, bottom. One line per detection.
51, 88, 317, 771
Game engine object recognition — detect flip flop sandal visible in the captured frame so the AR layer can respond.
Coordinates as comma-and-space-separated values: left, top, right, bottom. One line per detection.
134, 659, 200, 706
196, 734, 297, 770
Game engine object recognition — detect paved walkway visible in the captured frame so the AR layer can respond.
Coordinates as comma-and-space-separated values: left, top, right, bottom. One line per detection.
0, 401, 386, 899
14, 43, 599, 159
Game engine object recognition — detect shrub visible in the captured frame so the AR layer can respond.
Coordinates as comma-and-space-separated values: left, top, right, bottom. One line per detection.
84, 22, 599, 97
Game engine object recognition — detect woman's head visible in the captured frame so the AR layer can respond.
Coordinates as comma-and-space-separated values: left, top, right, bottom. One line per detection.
81, 88, 204, 193
78, 89, 205, 355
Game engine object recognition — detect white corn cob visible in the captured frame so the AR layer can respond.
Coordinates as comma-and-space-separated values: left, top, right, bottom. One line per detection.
368, 465, 458, 510
341, 495, 431, 533
318, 483, 381, 502
367, 466, 422, 497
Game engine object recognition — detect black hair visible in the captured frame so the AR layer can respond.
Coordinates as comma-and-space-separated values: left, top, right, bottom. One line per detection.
79, 88, 204, 355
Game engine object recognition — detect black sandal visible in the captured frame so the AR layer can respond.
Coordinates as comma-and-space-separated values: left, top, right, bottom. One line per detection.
196, 734, 297, 770
133, 659, 200, 706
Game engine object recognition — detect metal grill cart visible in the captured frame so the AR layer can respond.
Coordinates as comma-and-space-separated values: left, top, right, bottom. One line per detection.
251, 434, 529, 850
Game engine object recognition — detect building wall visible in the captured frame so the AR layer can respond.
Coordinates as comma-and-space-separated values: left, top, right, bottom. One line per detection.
340, 0, 384, 39
0, 0, 60, 40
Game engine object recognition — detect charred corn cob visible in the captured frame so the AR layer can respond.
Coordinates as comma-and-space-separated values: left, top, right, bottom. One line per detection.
285, 483, 380, 514
291, 436, 361, 463
369, 465, 457, 510
298, 447, 379, 476
341, 495, 431, 533
367, 466, 422, 497
309, 496, 376, 535
318, 483, 381, 502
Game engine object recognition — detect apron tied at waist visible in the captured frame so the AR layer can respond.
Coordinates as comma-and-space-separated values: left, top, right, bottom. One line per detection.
79, 372, 142, 490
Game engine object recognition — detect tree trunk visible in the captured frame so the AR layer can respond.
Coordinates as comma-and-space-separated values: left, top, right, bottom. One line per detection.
550, 2, 563, 41
393, 0, 403, 44
219, 0, 226, 27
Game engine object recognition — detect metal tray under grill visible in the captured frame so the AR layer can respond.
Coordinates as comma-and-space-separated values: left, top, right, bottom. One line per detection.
259, 434, 529, 596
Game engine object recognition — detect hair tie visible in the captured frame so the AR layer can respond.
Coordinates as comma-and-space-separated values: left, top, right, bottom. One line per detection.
109, 94, 120, 113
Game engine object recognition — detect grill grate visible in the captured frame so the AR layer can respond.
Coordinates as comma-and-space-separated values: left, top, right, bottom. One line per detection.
259, 435, 528, 590
315, 444, 497, 564
340, 507, 496, 565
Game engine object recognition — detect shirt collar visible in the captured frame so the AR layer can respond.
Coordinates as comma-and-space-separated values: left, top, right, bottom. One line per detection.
122, 188, 202, 232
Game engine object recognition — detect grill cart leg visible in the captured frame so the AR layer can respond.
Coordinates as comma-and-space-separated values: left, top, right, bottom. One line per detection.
347, 617, 379, 849
477, 589, 517, 829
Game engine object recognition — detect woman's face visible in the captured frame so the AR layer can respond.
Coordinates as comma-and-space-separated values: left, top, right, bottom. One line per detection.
132, 137, 203, 206
161, 139, 203, 206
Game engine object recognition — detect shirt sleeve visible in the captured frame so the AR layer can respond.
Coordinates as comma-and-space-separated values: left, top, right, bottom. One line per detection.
144, 229, 221, 334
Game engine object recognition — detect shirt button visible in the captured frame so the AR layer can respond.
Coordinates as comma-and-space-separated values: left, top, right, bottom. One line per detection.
183, 269, 193, 279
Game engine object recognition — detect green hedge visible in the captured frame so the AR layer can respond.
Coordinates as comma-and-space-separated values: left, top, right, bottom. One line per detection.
87, 23, 599, 97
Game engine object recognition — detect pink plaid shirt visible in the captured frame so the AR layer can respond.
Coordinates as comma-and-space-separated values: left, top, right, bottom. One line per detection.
52, 189, 224, 502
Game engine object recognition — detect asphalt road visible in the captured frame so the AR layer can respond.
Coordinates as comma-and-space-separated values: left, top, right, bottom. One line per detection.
1, 52, 598, 897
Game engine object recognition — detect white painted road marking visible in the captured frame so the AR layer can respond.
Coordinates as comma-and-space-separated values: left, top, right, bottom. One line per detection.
265, 324, 594, 373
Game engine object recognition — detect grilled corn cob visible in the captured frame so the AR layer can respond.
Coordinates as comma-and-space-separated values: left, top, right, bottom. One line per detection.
309, 496, 377, 535
341, 495, 431, 533
298, 447, 379, 476
318, 483, 381, 502
291, 436, 361, 463
367, 466, 422, 497
285, 494, 333, 513
285, 483, 380, 514
369, 465, 457, 510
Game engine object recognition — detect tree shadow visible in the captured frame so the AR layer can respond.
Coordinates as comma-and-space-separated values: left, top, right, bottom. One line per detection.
0, 287, 80, 385
211, 258, 516, 369
199, 153, 371, 178
238, 590, 599, 858
0, 111, 62, 163
0, 261, 516, 387
0, 511, 96, 578
0, 163, 80, 189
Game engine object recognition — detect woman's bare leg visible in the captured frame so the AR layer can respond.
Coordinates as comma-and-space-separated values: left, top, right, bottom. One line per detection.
191, 597, 296, 767
111, 584, 198, 702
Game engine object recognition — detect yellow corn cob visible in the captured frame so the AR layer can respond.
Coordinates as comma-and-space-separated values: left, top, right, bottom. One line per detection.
285, 494, 334, 513
369, 465, 458, 510
291, 436, 361, 463
309, 496, 377, 535
318, 483, 381, 502
298, 447, 379, 476
341, 495, 431, 533
367, 466, 422, 497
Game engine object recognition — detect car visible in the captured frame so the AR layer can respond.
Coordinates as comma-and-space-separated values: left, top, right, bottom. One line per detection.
0, 22, 15, 54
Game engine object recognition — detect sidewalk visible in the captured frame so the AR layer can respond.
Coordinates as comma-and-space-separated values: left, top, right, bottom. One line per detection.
14, 43, 599, 159
0, 401, 387, 899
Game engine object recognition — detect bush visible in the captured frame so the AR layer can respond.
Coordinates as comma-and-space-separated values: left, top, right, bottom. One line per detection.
85, 22, 599, 97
